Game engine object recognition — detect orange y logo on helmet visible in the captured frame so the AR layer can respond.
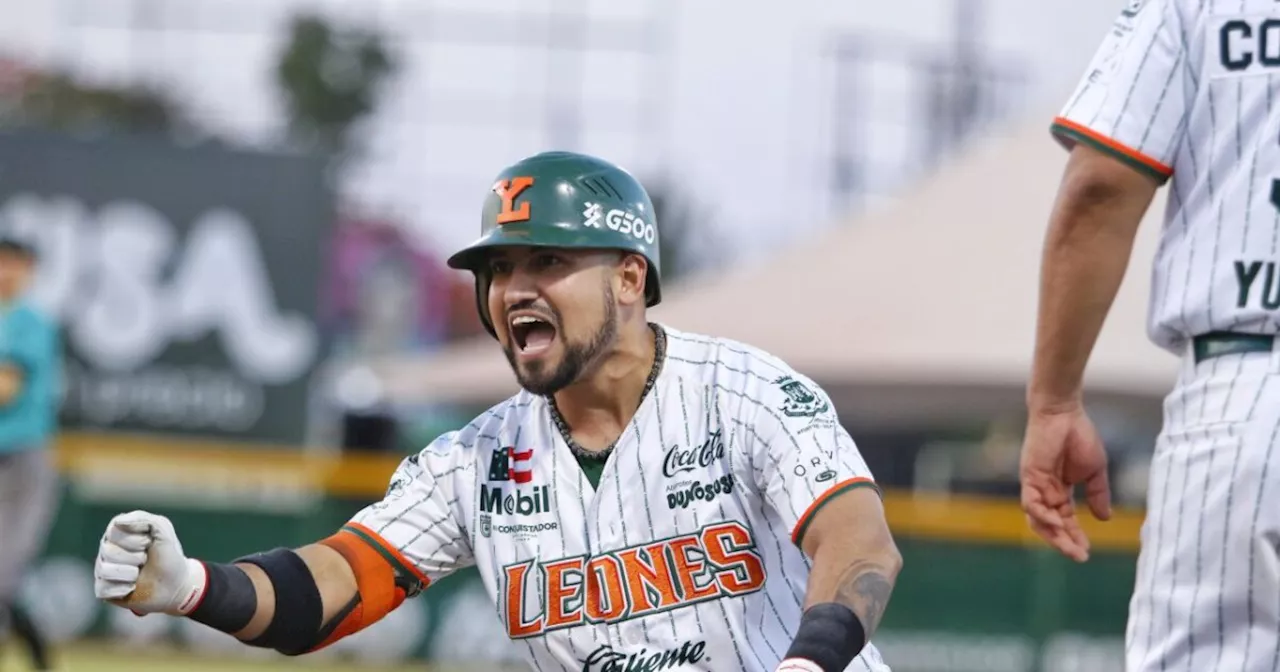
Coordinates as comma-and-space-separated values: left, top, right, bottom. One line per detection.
493, 177, 535, 225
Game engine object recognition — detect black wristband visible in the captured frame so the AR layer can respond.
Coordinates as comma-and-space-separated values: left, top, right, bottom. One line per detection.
783, 603, 867, 672
187, 562, 257, 634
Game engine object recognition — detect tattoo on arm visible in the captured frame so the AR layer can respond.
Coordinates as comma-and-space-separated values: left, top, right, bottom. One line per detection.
832, 561, 895, 637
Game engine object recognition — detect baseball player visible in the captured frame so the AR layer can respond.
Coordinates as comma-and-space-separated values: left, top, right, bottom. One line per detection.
92, 152, 901, 672
0, 236, 60, 671
1021, 1, 1280, 670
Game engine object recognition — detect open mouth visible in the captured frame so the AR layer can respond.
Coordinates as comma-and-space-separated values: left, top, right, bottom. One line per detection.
510, 314, 557, 355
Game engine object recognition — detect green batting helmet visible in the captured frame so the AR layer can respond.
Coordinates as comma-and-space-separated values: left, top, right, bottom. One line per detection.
447, 151, 662, 338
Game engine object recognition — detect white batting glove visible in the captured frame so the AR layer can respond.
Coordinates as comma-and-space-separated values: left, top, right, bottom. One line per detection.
93, 510, 208, 616
775, 659, 825, 672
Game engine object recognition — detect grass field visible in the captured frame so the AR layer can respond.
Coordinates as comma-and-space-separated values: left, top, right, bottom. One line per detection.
0, 640, 527, 672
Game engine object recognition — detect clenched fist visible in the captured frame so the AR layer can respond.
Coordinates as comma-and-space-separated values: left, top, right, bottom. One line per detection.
93, 510, 208, 616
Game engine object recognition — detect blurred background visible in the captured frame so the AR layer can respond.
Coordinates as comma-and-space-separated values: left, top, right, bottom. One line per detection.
0, 1, 1177, 671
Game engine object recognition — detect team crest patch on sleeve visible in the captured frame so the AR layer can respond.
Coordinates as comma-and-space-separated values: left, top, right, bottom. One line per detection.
1120, 0, 1146, 18
373, 472, 411, 510
775, 375, 829, 418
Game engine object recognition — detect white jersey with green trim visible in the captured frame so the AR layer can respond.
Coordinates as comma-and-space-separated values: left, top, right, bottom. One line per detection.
345, 323, 888, 672
1056, 4, 1280, 672
1052, 0, 1280, 353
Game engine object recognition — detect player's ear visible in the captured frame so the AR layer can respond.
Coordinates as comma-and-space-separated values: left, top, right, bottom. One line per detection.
614, 252, 647, 306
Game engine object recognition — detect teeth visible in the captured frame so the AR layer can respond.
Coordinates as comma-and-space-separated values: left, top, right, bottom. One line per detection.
512, 316, 543, 325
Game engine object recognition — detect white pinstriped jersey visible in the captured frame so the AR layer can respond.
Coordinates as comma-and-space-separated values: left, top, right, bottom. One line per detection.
1053, 0, 1280, 352
345, 324, 888, 672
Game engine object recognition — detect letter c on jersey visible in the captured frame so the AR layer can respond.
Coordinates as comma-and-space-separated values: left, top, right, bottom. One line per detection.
1220, 19, 1280, 72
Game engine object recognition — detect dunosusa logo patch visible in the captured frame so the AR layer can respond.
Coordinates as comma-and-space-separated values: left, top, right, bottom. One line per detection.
581, 640, 707, 672
667, 474, 734, 510
662, 431, 725, 478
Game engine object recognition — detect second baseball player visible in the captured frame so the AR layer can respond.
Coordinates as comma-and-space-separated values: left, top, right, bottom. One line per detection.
1021, 1, 1280, 671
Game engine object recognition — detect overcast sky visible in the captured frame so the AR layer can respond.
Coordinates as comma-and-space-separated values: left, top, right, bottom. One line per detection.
0, 0, 1125, 264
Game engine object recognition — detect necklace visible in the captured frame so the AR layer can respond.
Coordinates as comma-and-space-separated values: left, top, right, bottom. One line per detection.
548, 323, 666, 462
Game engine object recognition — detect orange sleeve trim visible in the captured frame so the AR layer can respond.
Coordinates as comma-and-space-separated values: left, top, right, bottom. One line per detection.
311, 526, 430, 652
341, 522, 431, 586
790, 477, 880, 548
1051, 116, 1173, 181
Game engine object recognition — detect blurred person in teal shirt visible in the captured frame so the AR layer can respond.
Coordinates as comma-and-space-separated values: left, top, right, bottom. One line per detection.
0, 236, 60, 671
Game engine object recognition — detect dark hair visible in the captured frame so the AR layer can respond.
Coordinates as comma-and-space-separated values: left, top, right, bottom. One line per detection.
0, 238, 36, 260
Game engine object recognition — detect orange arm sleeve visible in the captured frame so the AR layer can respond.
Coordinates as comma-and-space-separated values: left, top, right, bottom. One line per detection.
310, 524, 431, 650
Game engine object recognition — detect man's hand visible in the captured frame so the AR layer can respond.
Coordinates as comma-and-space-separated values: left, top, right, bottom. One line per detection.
1019, 405, 1113, 562
1020, 143, 1154, 564
94, 510, 207, 616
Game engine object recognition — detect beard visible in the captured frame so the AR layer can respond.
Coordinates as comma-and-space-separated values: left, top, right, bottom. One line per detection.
503, 285, 618, 396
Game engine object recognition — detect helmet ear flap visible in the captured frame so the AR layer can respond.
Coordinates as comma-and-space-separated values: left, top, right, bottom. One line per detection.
644, 265, 662, 307
474, 271, 498, 338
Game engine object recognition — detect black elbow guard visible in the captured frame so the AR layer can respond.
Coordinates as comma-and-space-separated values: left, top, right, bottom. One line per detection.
234, 548, 325, 656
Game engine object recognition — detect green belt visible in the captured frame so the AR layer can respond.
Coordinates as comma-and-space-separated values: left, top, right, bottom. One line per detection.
1193, 331, 1276, 364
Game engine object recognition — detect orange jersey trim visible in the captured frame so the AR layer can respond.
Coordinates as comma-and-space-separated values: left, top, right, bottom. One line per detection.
790, 477, 880, 548
1051, 116, 1173, 181
341, 521, 431, 587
